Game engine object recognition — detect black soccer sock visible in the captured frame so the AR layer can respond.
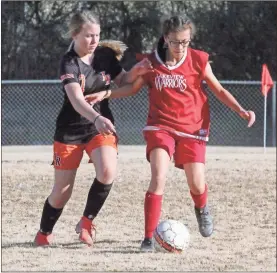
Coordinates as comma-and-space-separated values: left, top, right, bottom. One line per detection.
83, 178, 113, 220
39, 198, 63, 234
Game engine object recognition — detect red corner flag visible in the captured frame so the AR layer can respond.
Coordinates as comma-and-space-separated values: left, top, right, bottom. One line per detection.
261, 64, 273, 96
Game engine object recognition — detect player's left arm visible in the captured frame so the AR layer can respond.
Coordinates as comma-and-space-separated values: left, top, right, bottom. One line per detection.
204, 62, 256, 127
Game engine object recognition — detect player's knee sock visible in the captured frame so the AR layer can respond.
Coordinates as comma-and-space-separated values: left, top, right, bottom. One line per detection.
144, 191, 163, 239
39, 198, 63, 234
83, 178, 113, 220
190, 184, 208, 208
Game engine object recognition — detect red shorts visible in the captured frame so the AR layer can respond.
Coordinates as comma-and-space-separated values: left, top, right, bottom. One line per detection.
52, 134, 118, 170
143, 130, 206, 169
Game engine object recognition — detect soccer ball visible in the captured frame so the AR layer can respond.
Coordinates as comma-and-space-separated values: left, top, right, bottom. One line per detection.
153, 219, 190, 253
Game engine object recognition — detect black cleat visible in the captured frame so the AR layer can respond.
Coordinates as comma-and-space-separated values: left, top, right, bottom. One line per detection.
140, 237, 155, 252
195, 205, 214, 237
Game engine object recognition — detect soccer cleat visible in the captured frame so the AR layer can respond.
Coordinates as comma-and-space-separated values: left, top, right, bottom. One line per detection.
194, 205, 214, 237
34, 231, 53, 246
140, 237, 155, 252
75, 216, 96, 246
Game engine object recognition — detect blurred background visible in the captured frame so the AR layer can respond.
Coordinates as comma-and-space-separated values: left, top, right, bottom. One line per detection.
2, 1, 276, 146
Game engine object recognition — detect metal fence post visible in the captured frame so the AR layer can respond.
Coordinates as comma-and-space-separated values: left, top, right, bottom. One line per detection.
272, 82, 276, 147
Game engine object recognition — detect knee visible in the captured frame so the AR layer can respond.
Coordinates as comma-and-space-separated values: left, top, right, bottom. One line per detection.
96, 167, 116, 184
188, 176, 206, 194
149, 173, 166, 194
49, 185, 73, 208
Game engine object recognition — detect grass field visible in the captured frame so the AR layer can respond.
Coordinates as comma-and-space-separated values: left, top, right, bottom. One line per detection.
1, 145, 276, 271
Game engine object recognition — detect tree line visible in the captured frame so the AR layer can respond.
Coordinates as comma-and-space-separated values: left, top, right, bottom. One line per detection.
2, 1, 276, 80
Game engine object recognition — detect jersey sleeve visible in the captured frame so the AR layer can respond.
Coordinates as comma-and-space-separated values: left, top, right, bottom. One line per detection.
59, 55, 79, 86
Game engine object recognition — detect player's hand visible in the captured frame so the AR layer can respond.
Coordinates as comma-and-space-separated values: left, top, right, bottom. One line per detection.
85, 90, 110, 105
131, 58, 154, 77
94, 115, 116, 135
239, 110, 256, 127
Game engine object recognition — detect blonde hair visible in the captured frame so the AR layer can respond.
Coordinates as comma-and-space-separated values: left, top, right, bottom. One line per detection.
69, 11, 99, 37
67, 11, 100, 51
162, 15, 196, 38
99, 40, 128, 61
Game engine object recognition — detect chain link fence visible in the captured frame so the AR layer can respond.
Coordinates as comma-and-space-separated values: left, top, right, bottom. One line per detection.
2, 80, 276, 147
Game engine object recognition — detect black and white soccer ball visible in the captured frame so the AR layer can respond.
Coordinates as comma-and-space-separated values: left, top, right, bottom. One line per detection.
153, 219, 190, 253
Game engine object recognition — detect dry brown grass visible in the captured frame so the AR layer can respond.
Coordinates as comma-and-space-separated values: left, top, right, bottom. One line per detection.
1, 145, 276, 271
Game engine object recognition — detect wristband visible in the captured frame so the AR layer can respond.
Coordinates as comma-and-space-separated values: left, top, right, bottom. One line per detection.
93, 115, 101, 124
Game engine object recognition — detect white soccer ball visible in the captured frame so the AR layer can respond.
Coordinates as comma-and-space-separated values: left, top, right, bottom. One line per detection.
153, 219, 190, 253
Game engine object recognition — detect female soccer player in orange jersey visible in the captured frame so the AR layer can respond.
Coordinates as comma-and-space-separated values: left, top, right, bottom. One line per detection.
34, 11, 152, 247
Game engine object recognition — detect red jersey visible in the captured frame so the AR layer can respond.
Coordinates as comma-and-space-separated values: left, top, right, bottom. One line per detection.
143, 47, 210, 141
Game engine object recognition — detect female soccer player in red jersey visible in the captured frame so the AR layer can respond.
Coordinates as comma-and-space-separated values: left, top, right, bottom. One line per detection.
34, 11, 152, 247
85, 15, 256, 252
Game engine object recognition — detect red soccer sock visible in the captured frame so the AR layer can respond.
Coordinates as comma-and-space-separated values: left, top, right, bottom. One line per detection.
144, 191, 163, 239
190, 184, 208, 209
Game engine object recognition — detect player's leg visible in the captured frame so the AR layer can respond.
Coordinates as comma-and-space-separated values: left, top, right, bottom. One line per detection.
35, 142, 83, 246
175, 138, 213, 237
184, 163, 213, 237
140, 130, 174, 252
75, 134, 118, 246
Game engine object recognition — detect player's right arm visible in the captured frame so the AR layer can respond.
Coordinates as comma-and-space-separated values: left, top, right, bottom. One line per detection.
60, 57, 116, 134
84, 76, 146, 104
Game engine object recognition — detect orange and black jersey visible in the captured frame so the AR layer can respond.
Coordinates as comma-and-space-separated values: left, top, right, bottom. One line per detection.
54, 45, 122, 144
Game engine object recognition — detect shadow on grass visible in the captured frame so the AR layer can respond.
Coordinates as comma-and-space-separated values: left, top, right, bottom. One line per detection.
2, 239, 142, 252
